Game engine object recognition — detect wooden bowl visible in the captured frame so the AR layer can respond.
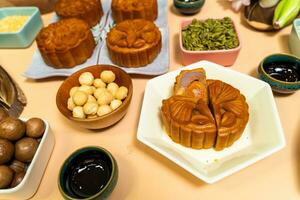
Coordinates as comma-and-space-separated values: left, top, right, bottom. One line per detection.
56, 65, 133, 129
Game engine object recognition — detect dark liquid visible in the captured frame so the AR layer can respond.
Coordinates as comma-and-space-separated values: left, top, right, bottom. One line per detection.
263, 62, 300, 82
178, 0, 198, 2
67, 157, 111, 198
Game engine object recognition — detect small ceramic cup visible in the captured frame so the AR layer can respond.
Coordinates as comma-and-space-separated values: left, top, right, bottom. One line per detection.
58, 146, 118, 200
173, 0, 205, 15
258, 53, 300, 94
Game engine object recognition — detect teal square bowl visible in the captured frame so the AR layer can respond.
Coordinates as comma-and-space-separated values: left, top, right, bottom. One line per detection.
0, 7, 43, 48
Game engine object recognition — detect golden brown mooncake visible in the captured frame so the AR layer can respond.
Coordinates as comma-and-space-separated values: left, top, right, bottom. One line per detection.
208, 80, 249, 151
111, 0, 158, 23
161, 68, 249, 151
36, 18, 95, 69
55, 0, 103, 27
106, 19, 162, 68
162, 96, 217, 149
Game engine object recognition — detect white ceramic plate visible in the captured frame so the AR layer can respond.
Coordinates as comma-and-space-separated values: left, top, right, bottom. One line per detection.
137, 60, 286, 183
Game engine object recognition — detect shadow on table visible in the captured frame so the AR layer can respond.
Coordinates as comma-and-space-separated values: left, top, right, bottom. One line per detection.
132, 92, 206, 187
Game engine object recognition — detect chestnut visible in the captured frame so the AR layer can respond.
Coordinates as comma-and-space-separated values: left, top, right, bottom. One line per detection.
0, 139, 14, 165
0, 117, 25, 141
26, 118, 45, 138
10, 172, 25, 188
15, 137, 38, 163
0, 165, 13, 189
9, 160, 26, 173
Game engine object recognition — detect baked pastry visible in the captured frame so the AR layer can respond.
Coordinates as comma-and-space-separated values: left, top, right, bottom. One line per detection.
36, 18, 95, 69
208, 80, 249, 151
111, 0, 158, 23
54, 0, 103, 27
161, 68, 249, 151
106, 19, 161, 68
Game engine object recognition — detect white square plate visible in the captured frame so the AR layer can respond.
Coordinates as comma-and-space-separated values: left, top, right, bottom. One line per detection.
137, 60, 286, 183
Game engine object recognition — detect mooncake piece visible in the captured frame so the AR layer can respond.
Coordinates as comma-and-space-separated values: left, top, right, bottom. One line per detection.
208, 80, 249, 151
55, 0, 103, 27
36, 18, 95, 69
106, 19, 161, 68
111, 0, 158, 23
161, 68, 249, 151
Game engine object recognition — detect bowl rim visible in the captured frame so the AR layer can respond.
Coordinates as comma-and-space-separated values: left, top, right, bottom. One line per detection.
0, 7, 40, 35
56, 64, 133, 122
0, 118, 50, 194
58, 146, 117, 200
173, 0, 205, 6
179, 17, 242, 54
259, 53, 300, 85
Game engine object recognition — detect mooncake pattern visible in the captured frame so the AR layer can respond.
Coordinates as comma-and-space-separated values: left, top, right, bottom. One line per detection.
55, 0, 103, 27
36, 18, 95, 69
106, 19, 161, 68
161, 68, 249, 151
111, 0, 158, 23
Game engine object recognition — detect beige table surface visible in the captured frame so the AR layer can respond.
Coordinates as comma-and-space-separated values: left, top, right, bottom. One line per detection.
0, 0, 300, 199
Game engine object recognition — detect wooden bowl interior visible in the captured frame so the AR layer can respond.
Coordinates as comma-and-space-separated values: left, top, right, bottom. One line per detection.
56, 65, 133, 122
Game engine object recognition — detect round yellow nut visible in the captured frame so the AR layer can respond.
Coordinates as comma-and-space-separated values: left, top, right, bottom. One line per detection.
115, 86, 128, 100
83, 102, 98, 115
107, 82, 119, 96
67, 98, 76, 111
97, 105, 112, 116
78, 85, 94, 95
87, 95, 97, 103
110, 99, 122, 110
97, 91, 114, 106
72, 91, 88, 106
72, 106, 86, 119
93, 78, 106, 88
94, 88, 107, 99
69, 86, 79, 97
100, 70, 115, 83
79, 72, 94, 86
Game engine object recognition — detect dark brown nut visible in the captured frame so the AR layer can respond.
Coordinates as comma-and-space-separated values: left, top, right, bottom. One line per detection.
26, 118, 45, 138
10, 172, 25, 188
15, 137, 38, 162
0, 139, 14, 165
9, 160, 25, 173
0, 117, 25, 141
0, 108, 8, 122
0, 165, 13, 189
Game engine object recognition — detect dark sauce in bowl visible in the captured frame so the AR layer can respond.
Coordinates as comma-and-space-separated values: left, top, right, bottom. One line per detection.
68, 158, 111, 198
263, 61, 300, 82
61, 149, 113, 199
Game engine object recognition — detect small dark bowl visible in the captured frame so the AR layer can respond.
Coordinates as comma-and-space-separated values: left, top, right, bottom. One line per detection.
58, 146, 118, 200
173, 0, 205, 15
258, 53, 300, 94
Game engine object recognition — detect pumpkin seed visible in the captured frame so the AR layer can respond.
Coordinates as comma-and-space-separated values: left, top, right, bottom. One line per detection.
182, 17, 239, 51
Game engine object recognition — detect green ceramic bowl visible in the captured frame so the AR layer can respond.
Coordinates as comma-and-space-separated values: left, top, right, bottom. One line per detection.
258, 53, 300, 94
58, 147, 118, 200
173, 0, 205, 15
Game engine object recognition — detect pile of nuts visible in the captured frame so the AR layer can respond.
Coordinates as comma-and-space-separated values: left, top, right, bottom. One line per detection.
68, 70, 128, 119
0, 108, 45, 189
